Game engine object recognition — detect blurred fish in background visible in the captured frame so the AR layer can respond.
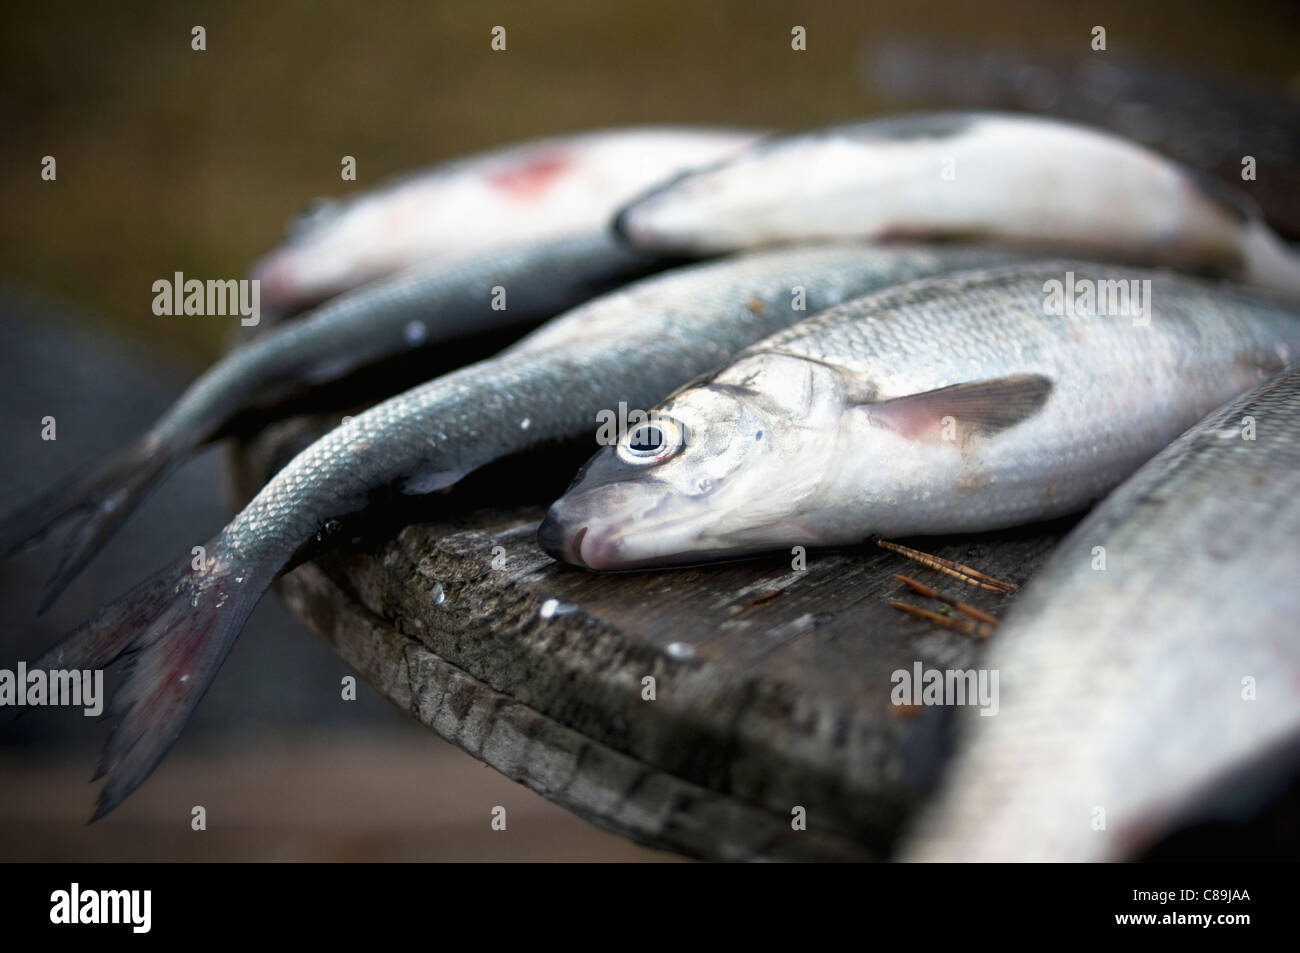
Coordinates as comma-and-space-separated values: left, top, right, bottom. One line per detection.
861, 37, 1300, 237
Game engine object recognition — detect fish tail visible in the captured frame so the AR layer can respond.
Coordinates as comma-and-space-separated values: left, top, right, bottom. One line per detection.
1239, 220, 1300, 304
29, 545, 272, 820
0, 431, 175, 612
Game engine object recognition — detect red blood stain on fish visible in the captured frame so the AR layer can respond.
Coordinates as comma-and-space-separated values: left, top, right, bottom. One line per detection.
489, 152, 574, 199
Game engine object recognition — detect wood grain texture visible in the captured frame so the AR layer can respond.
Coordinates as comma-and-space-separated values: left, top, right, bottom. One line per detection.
229, 411, 1072, 860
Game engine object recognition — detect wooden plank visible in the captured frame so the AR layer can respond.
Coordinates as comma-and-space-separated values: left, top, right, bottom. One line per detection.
228, 412, 1072, 860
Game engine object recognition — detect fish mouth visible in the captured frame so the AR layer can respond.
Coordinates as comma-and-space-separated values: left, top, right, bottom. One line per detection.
611, 202, 667, 251
537, 505, 714, 572
611, 178, 700, 251
538, 471, 724, 571
537, 514, 589, 568
611, 164, 694, 246
538, 507, 644, 571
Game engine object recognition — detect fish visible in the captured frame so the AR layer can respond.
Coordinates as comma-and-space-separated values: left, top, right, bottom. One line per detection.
901, 365, 1300, 861
24, 243, 1023, 818
0, 231, 658, 610
860, 39, 1300, 238
538, 261, 1300, 570
613, 112, 1300, 303
253, 125, 760, 314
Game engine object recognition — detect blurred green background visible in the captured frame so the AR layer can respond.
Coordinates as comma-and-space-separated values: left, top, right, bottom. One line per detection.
3, 0, 1297, 370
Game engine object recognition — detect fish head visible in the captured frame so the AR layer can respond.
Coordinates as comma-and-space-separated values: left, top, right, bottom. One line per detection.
538, 353, 847, 569
614, 133, 876, 254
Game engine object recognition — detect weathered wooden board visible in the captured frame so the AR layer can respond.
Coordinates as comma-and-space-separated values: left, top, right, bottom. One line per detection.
229, 412, 1073, 861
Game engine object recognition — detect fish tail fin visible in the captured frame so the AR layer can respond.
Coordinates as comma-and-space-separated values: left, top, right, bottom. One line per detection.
1239, 220, 1300, 304
0, 431, 174, 612
30, 546, 271, 820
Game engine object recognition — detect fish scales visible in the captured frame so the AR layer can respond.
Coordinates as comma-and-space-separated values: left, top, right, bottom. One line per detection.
749, 268, 1294, 540
222, 245, 1017, 559
615, 112, 1300, 303
862, 40, 1300, 237
903, 365, 1300, 862
177, 232, 651, 432
540, 261, 1300, 569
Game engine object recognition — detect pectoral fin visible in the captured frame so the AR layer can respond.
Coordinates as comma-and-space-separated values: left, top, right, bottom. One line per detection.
864, 374, 1053, 442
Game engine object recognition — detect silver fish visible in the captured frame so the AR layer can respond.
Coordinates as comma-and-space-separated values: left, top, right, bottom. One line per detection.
0, 232, 655, 609
615, 112, 1300, 302
253, 125, 759, 313
29, 243, 1018, 818
902, 365, 1300, 862
539, 261, 1300, 570
861, 39, 1300, 238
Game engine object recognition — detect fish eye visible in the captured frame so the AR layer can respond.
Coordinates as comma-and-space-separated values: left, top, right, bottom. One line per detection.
617, 417, 685, 465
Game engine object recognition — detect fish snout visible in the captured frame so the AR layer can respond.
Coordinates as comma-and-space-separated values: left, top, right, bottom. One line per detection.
539, 488, 639, 570
611, 181, 688, 252
610, 204, 639, 246
537, 509, 590, 568
611, 200, 663, 251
